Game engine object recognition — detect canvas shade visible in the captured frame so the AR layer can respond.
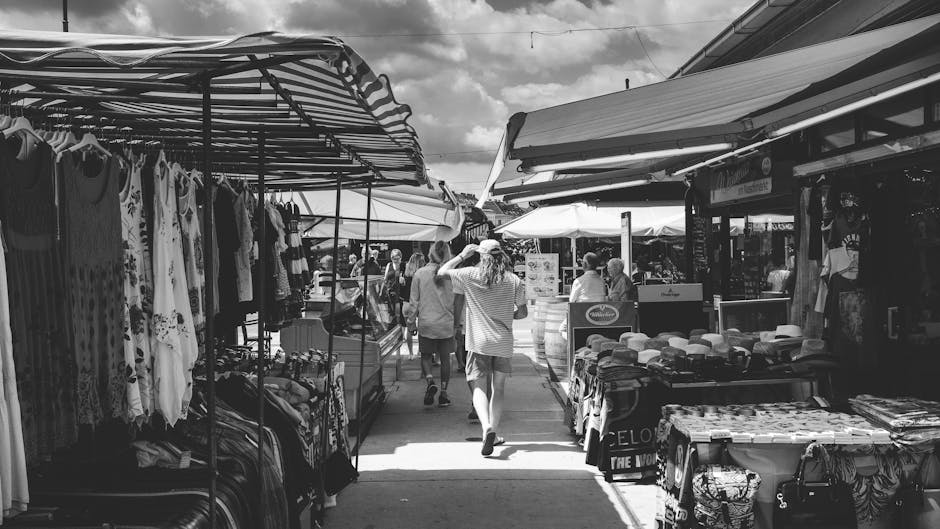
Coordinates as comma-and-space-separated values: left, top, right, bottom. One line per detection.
0, 30, 427, 188
299, 178, 464, 241
496, 202, 686, 239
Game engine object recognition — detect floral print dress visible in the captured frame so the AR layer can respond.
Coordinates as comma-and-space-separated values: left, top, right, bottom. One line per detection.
151, 157, 199, 426
177, 172, 205, 358
119, 156, 153, 420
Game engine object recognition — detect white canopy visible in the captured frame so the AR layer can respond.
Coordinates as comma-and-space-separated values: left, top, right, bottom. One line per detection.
496, 202, 686, 239
496, 202, 795, 239
299, 178, 464, 241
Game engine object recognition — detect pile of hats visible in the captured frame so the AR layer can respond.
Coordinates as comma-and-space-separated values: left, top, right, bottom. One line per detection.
576, 324, 838, 381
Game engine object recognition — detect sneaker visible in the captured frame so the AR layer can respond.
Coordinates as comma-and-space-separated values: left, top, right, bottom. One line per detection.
468, 407, 479, 422
423, 382, 438, 406
438, 391, 451, 407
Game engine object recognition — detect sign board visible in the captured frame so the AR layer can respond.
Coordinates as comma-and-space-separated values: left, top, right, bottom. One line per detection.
599, 379, 660, 482
621, 211, 632, 272
705, 154, 794, 207
637, 284, 704, 336
568, 301, 636, 372
524, 253, 559, 299
637, 283, 703, 303
717, 298, 791, 333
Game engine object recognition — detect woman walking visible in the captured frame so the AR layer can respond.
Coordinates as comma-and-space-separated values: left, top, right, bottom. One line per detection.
410, 241, 455, 407
402, 252, 425, 363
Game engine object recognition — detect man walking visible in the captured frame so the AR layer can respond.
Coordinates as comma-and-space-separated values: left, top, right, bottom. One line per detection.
439, 240, 526, 456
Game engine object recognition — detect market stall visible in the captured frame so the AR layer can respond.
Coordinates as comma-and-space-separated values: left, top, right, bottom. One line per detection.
0, 28, 427, 528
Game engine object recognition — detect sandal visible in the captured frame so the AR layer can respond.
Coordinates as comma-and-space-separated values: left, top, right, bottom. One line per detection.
481, 431, 505, 456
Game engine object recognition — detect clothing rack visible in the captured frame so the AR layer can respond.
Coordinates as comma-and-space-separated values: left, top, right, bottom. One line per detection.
0, 30, 427, 529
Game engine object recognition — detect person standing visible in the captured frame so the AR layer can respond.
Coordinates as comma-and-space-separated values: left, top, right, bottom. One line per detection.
606, 257, 634, 302
348, 252, 363, 277
569, 252, 606, 302
439, 239, 526, 456
403, 252, 425, 365
410, 242, 454, 407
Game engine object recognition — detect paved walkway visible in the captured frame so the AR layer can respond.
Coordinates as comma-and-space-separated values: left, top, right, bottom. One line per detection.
325, 317, 654, 529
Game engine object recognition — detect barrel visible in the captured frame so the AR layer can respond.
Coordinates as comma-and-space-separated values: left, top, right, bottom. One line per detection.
532, 299, 566, 362
545, 327, 568, 382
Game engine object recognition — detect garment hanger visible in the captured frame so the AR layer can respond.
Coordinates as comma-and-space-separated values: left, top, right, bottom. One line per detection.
3, 116, 43, 142
68, 132, 111, 157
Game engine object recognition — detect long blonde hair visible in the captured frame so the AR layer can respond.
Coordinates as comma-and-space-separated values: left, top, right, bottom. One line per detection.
405, 253, 425, 277
480, 250, 511, 286
428, 240, 452, 285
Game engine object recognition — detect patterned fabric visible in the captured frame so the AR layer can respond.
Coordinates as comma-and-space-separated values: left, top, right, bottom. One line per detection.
0, 138, 78, 461
151, 158, 199, 425
830, 445, 907, 525
61, 151, 127, 423
692, 464, 761, 529
177, 172, 205, 357
119, 157, 154, 420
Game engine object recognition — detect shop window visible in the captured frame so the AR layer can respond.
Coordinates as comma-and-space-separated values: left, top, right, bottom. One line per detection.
933, 84, 940, 122
863, 92, 924, 140
818, 115, 855, 152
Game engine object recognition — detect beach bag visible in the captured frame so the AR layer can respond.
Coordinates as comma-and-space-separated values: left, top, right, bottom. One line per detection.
774, 442, 857, 529
691, 444, 761, 529
896, 449, 940, 529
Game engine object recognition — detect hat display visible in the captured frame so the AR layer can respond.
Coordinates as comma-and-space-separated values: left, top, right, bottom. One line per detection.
644, 338, 669, 351
638, 350, 661, 364
791, 339, 831, 362
619, 332, 636, 344
586, 334, 606, 347
688, 338, 712, 348
701, 333, 726, 346
476, 239, 502, 255
627, 334, 650, 352
668, 336, 689, 349
774, 324, 803, 339
658, 331, 688, 339
590, 336, 608, 352
611, 345, 638, 364
727, 335, 758, 352
689, 328, 708, 338
660, 346, 686, 360
683, 343, 712, 356
600, 341, 620, 353
752, 341, 779, 358
759, 331, 776, 343
711, 341, 732, 358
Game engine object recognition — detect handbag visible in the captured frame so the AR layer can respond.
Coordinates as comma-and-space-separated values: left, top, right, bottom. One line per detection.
691, 443, 761, 529
323, 451, 359, 496
896, 449, 940, 529
774, 442, 857, 529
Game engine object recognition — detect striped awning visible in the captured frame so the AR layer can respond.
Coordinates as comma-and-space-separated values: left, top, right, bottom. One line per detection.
0, 30, 426, 189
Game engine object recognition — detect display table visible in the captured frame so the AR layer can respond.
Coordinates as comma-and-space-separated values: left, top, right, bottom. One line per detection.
655, 403, 917, 529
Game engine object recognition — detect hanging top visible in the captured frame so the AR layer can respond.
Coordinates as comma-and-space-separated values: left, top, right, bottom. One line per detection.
0, 30, 426, 189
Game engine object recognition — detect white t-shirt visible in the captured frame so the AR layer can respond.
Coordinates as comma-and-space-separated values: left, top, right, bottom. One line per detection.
444, 267, 525, 358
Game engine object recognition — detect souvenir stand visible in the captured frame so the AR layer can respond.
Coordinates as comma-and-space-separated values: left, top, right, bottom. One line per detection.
0, 29, 426, 528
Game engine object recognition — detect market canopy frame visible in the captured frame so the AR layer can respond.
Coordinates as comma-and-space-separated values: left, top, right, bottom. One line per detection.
0, 29, 427, 189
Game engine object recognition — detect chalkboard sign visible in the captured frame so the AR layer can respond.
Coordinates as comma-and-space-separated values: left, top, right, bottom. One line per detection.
717, 298, 791, 333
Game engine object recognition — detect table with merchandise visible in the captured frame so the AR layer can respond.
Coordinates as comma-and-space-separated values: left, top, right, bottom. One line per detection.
656, 399, 940, 529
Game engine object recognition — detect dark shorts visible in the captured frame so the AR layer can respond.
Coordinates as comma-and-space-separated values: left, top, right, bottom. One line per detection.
418, 336, 454, 359
465, 351, 512, 382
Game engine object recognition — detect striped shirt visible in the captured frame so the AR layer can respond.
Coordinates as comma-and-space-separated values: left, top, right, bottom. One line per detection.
445, 267, 525, 358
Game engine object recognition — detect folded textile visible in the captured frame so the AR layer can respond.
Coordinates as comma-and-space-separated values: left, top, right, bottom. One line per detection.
850, 395, 940, 429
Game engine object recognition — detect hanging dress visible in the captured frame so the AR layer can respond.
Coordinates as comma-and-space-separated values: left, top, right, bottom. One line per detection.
0, 222, 28, 518
0, 137, 78, 461
120, 155, 154, 419
61, 150, 127, 423
151, 158, 199, 425
177, 172, 205, 357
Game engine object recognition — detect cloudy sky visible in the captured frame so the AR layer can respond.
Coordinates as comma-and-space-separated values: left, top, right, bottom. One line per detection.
0, 0, 754, 194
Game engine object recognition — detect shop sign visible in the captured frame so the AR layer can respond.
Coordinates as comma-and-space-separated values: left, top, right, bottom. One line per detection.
524, 253, 558, 299
585, 303, 620, 325
709, 155, 775, 206
637, 283, 703, 303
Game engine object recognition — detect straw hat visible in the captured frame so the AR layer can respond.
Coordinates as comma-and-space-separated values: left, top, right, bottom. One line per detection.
688, 338, 712, 348
638, 349, 661, 364
774, 325, 803, 339
619, 332, 636, 344
627, 334, 650, 352
727, 335, 758, 352
683, 343, 712, 356
644, 338, 669, 351
668, 336, 690, 349
701, 333, 726, 346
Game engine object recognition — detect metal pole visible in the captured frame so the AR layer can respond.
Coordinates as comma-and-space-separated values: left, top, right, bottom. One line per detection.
355, 180, 373, 471
62, 0, 68, 32
719, 214, 731, 299
321, 175, 342, 509
201, 76, 218, 529
255, 131, 267, 526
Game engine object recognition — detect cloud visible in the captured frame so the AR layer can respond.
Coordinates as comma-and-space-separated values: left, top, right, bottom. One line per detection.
0, 0, 755, 196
